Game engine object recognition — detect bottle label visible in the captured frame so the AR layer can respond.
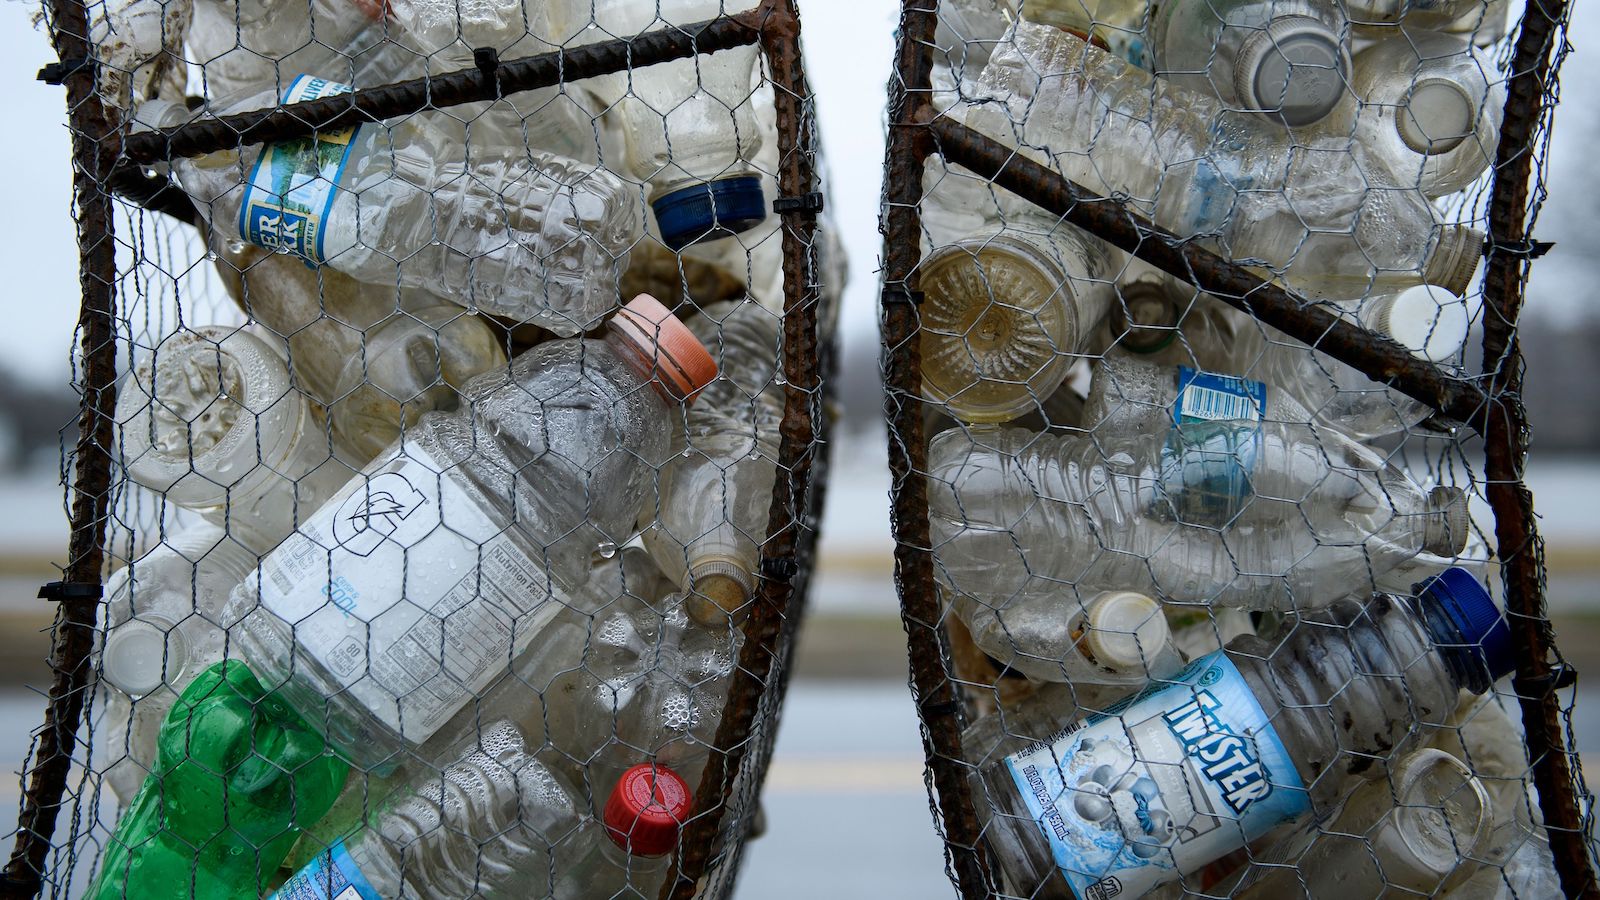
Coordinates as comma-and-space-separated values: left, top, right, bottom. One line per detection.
1172, 368, 1265, 426
238, 74, 361, 267
254, 441, 558, 746
271, 841, 381, 900
1004, 652, 1309, 899
1155, 368, 1265, 525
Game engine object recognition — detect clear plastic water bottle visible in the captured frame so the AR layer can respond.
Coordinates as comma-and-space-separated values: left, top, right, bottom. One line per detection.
1345, 0, 1494, 31
271, 719, 584, 900
1232, 748, 1492, 898
213, 243, 509, 464
1346, 30, 1503, 198
116, 325, 348, 543
918, 212, 1118, 423
95, 521, 261, 805
1150, 0, 1350, 126
643, 300, 783, 625
226, 295, 717, 770
89, 0, 189, 111
959, 22, 1483, 301
147, 77, 642, 333
970, 569, 1511, 899
556, 762, 696, 899
1090, 262, 1251, 373
951, 586, 1184, 685
571, 0, 768, 249
935, 0, 1019, 81
927, 412, 1469, 615
186, 0, 406, 99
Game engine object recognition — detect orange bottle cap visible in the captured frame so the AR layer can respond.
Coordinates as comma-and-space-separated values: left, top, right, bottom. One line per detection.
610, 294, 719, 404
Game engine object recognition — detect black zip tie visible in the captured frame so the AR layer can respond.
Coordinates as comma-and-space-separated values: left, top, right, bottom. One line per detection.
473, 47, 501, 98
759, 556, 797, 582
882, 286, 924, 308
37, 56, 94, 85
772, 191, 824, 215
918, 697, 961, 719
1513, 661, 1578, 696
36, 581, 102, 603
1489, 239, 1555, 260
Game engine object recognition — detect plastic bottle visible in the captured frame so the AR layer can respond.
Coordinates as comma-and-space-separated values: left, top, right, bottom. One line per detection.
148, 77, 641, 334
951, 587, 1183, 685
186, 0, 408, 99
1090, 261, 1251, 373
1003, 0, 1154, 66
927, 412, 1469, 616
89, 0, 190, 112
226, 295, 716, 770
959, 22, 1483, 301
1344, 0, 1494, 31
970, 568, 1511, 899
115, 325, 349, 544
90, 661, 348, 900
271, 719, 581, 899
935, 0, 1019, 80
918, 213, 1118, 423
213, 243, 509, 464
643, 300, 783, 625
1346, 31, 1504, 198
1232, 748, 1493, 898
96, 521, 261, 805
574, 0, 768, 249
1150, 0, 1351, 126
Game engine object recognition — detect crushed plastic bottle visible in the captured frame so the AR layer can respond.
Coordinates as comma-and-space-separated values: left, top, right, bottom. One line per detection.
955, 21, 1483, 301
1003, 0, 1153, 66
147, 78, 641, 333
89, 0, 190, 111
643, 300, 784, 624
572, 0, 768, 249
90, 661, 348, 900
226, 296, 716, 770
115, 325, 349, 544
928, 407, 1469, 619
970, 568, 1511, 898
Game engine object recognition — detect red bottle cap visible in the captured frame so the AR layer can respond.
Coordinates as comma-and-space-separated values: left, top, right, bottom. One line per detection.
603, 763, 693, 857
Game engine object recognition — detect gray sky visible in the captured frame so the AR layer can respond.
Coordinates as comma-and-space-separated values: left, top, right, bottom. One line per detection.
0, 0, 1591, 388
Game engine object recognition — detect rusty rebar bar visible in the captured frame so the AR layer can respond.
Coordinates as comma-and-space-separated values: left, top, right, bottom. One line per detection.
879, 2, 996, 898
0, 0, 122, 895
118, 11, 763, 166
660, 2, 825, 896
923, 113, 1492, 432
1479, 0, 1599, 893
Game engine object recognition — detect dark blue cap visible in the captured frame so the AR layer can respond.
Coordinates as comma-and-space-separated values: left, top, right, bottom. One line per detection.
1418, 567, 1513, 691
652, 176, 767, 250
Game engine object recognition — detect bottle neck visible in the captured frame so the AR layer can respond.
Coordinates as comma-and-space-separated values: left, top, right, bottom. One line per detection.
603, 330, 682, 405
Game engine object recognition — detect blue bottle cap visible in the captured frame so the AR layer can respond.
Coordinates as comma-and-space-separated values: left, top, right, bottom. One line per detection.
652, 175, 767, 250
1419, 566, 1513, 689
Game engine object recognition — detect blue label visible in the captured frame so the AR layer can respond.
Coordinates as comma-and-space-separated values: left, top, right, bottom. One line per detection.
238, 75, 361, 267
1155, 421, 1261, 526
271, 840, 382, 900
1172, 368, 1265, 426
1004, 653, 1309, 899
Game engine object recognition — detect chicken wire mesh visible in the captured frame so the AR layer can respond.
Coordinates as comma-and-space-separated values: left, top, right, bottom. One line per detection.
4, 1, 840, 897
879, 0, 1596, 897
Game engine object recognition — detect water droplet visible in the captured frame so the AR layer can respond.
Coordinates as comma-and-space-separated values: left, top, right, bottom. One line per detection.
205, 250, 220, 262
226, 239, 247, 254
140, 166, 159, 180
595, 541, 618, 559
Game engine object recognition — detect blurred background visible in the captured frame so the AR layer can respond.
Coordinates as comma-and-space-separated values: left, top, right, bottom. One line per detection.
0, 0, 1596, 896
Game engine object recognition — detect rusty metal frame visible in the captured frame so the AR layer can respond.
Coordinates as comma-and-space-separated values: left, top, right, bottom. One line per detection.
6, 1, 828, 897
878, 0, 1598, 897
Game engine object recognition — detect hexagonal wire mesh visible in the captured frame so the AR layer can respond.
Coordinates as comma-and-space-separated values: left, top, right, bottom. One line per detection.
3, 1, 840, 897
880, 0, 1598, 897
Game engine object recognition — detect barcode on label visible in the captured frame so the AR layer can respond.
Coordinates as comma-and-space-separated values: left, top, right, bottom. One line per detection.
1174, 368, 1266, 425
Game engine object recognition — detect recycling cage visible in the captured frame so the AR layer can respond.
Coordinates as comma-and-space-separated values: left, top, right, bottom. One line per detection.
1, 1, 836, 897
878, 0, 1600, 897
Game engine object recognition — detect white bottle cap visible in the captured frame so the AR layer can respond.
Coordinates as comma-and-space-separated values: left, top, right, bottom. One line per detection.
1397, 78, 1476, 155
1235, 17, 1351, 127
102, 619, 184, 697
1362, 284, 1474, 362
1369, 749, 1491, 889
1080, 591, 1169, 672
117, 326, 309, 509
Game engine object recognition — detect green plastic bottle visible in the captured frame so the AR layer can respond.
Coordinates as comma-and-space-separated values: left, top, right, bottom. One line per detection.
90, 660, 349, 900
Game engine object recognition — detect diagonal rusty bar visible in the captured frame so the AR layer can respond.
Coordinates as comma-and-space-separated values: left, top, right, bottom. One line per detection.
923, 113, 1493, 433
1478, 0, 1599, 893
119, 12, 764, 165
